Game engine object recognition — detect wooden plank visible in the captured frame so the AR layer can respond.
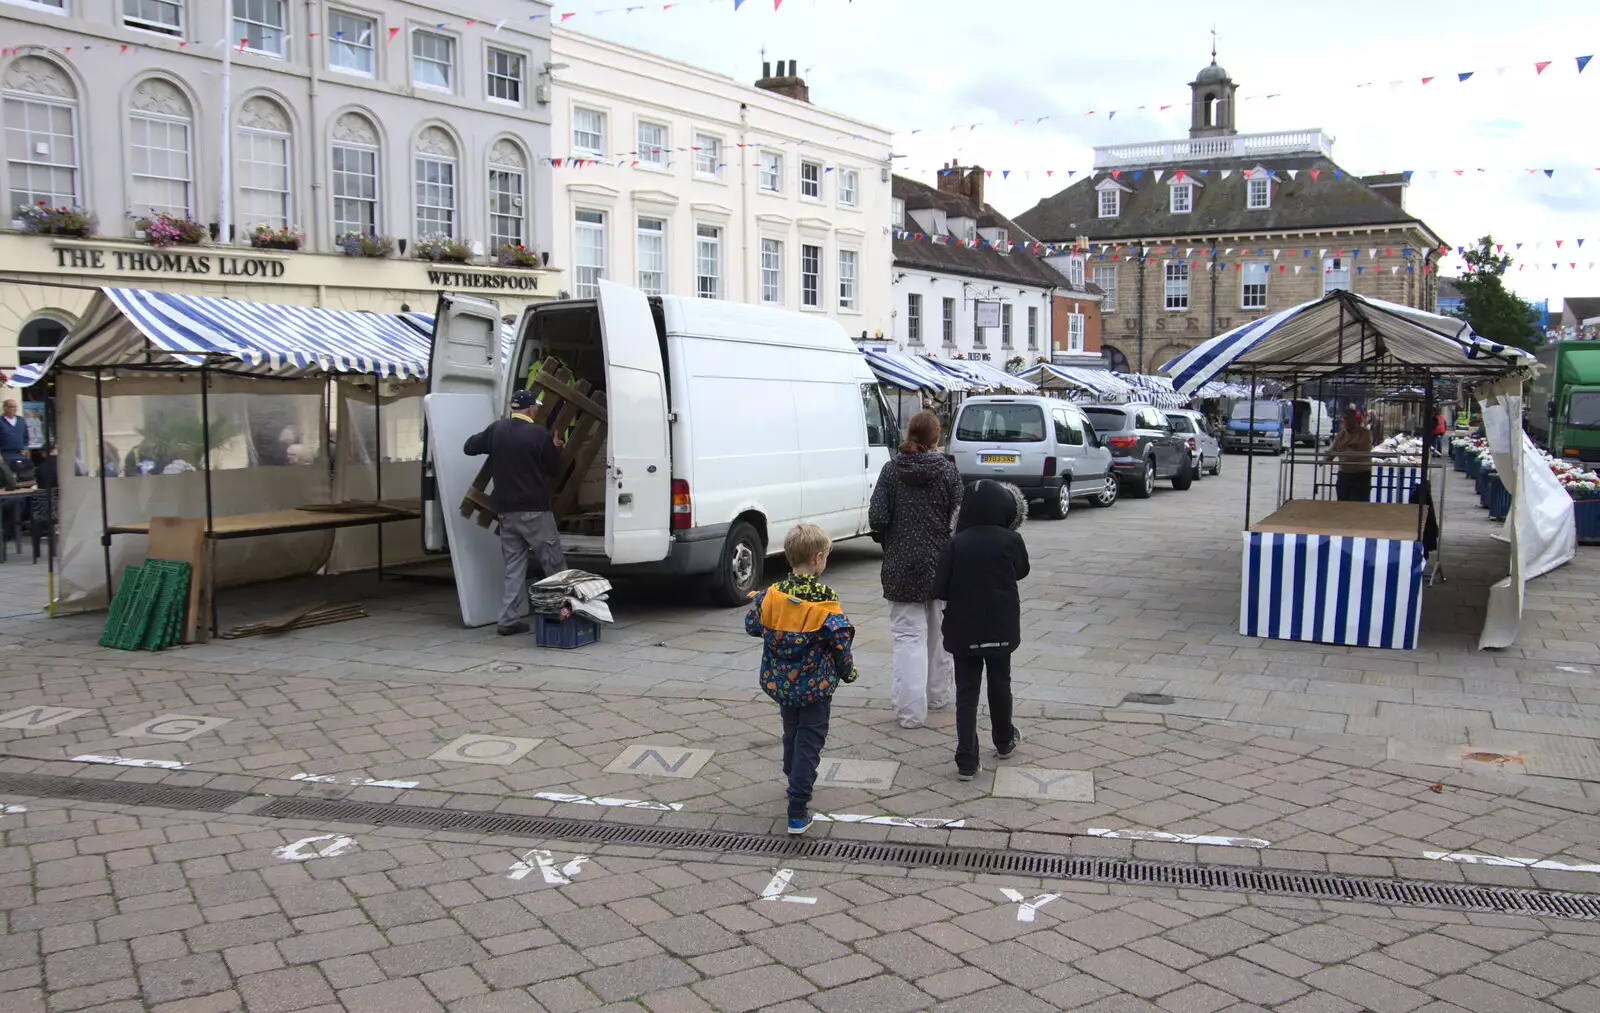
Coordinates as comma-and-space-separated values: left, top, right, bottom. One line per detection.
533, 366, 609, 423
553, 391, 608, 516
145, 516, 206, 644
1249, 499, 1422, 540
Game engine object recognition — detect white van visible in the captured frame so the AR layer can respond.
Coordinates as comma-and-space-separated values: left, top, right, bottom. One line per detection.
423, 280, 897, 626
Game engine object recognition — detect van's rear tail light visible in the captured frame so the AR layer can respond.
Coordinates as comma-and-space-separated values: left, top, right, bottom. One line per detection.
1043, 456, 1057, 477
1107, 435, 1138, 450
671, 479, 691, 530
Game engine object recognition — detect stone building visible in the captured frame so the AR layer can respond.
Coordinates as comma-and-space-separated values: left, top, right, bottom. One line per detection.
1013, 56, 1445, 375
0, 0, 555, 373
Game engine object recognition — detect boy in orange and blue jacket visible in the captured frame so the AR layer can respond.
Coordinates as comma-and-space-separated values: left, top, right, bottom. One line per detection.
745, 523, 858, 835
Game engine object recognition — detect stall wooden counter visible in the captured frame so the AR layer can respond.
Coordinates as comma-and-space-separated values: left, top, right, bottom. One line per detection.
1242, 498, 1426, 650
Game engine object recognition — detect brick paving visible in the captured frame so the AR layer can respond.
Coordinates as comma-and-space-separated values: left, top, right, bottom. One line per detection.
0, 460, 1597, 1008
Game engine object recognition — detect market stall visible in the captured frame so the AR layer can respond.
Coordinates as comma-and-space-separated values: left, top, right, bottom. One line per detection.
1162, 290, 1562, 650
1011, 362, 1137, 402
17, 287, 446, 619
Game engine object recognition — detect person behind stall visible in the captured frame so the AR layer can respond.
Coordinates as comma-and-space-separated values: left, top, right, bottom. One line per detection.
1431, 408, 1449, 455
934, 480, 1030, 780
464, 389, 567, 635
745, 524, 857, 836
1331, 406, 1373, 502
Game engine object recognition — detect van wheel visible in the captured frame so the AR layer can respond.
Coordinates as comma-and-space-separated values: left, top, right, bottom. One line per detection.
1089, 473, 1119, 507
1127, 459, 1155, 499
1044, 484, 1069, 520
711, 522, 764, 606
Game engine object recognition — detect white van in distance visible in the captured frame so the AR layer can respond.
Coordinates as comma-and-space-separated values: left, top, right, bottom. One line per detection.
424, 280, 897, 627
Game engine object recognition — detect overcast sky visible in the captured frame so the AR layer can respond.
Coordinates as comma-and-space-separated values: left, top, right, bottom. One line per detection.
562, 0, 1598, 311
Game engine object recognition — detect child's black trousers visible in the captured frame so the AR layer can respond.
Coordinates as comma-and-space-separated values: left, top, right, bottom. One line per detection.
954, 655, 1015, 772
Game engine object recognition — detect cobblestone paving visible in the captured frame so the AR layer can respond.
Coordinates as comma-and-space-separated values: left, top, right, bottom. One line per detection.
0, 460, 1598, 1008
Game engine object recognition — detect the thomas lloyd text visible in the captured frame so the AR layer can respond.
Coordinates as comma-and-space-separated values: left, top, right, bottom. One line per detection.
55, 246, 287, 278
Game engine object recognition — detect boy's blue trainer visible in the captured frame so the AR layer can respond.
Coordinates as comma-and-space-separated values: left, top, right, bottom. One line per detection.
787, 811, 814, 835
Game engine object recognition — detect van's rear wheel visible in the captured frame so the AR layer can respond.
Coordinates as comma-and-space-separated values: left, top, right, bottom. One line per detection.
1044, 483, 1068, 520
711, 521, 765, 606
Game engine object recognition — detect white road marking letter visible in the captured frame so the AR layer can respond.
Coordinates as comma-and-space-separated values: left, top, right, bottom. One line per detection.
507, 849, 589, 885
272, 834, 357, 861
760, 869, 817, 904
1000, 888, 1060, 922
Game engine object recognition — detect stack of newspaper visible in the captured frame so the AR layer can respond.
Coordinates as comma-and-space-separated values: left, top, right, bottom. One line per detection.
528, 569, 614, 624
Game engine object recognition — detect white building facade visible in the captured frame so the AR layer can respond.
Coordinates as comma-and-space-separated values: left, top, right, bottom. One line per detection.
888, 269, 1055, 364
548, 30, 893, 339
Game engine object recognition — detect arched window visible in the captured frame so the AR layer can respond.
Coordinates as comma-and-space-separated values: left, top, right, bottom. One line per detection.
3, 56, 80, 211
236, 96, 291, 231
1101, 344, 1130, 373
128, 77, 194, 219
17, 315, 67, 367
487, 138, 526, 251
413, 126, 457, 239
330, 111, 378, 237
1202, 94, 1216, 127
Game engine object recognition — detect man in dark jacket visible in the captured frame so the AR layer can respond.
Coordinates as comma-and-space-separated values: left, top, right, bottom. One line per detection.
464, 390, 568, 635
934, 480, 1030, 779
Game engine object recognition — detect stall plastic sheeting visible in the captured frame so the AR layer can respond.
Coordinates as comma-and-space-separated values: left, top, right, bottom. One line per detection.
325, 378, 428, 575
921, 357, 1038, 393
860, 349, 968, 393
55, 371, 333, 610
1476, 380, 1577, 650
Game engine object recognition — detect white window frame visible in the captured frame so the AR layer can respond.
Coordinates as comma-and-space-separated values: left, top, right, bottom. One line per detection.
1170, 181, 1193, 214
410, 28, 455, 93
128, 109, 194, 219
838, 249, 857, 311
760, 237, 783, 304
838, 168, 857, 208
5, 0, 66, 13
413, 153, 455, 238
1164, 260, 1189, 310
327, 9, 375, 76
693, 133, 721, 179
1027, 306, 1038, 350
1067, 312, 1085, 353
485, 46, 524, 106
1323, 256, 1351, 295
635, 216, 665, 295
236, 122, 291, 231
1066, 256, 1085, 288
891, 198, 904, 228
636, 120, 668, 169
942, 297, 955, 345
5, 92, 80, 211
572, 107, 605, 156
799, 160, 822, 201
1241, 261, 1269, 309
695, 223, 720, 299
574, 208, 606, 299
800, 243, 822, 308
1247, 174, 1271, 210
487, 165, 524, 250
1098, 188, 1119, 218
907, 292, 922, 344
330, 140, 378, 237
234, 0, 287, 58
1000, 303, 1013, 348
124, 0, 184, 37
759, 151, 782, 193
1094, 265, 1117, 313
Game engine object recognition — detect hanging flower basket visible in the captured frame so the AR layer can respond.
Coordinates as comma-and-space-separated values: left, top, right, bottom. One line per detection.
413, 234, 472, 264
337, 232, 394, 258
133, 212, 207, 248
15, 202, 98, 237
496, 244, 540, 268
249, 224, 305, 251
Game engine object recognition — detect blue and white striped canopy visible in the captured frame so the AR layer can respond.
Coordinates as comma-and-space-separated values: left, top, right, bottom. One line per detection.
4, 363, 43, 389
34, 288, 440, 380
1161, 290, 1533, 395
1014, 362, 1136, 399
922, 357, 1038, 394
861, 349, 971, 393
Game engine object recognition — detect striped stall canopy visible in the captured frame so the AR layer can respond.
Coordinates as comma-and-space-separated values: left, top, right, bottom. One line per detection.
1013, 362, 1137, 399
922, 357, 1038, 393
1242, 531, 1425, 650
1161, 290, 1533, 395
4, 363, 43, 388
1115, 372, 1189, 409
861, 349, 970, 393
33, 288, 439, 380
1370, 466, 1423, 504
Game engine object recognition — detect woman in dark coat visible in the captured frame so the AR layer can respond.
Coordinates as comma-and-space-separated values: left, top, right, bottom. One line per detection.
934, 479, 1030, 778
868, 409, 963, 729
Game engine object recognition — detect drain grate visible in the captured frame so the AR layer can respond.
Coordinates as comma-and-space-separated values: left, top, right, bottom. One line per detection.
256, 796, 1600, 921
0, 772, 247, 812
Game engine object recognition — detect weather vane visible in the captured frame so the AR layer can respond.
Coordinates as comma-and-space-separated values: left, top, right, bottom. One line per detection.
1210, 24, 1220, 62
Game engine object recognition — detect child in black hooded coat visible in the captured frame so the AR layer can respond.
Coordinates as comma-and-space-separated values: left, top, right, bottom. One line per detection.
932, 480, 1030, 779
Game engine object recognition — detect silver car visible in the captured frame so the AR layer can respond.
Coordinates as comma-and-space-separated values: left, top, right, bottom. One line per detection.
948, 396, 1118, 519
1166, 409, 1222, 479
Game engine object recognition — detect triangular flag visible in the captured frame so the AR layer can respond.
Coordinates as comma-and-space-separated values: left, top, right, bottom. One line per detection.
1286, 169, 1299, 180
1131, 170, 1142, 180
1002, 170, 1010, 179
1111, 169, 1121, 179
1174, 169, 1185, 181
1546, 169, 1555, 177
1535, 60, 1552, 75
1294, 265, 1302, 274
1278, 264, 1285, 274
1220, 169, 1233, 179
1392, 266, 1399, 274
1309, 169, 1320, 181
1458, 71, 1474, 82
1153, 169, 1164, 181
388, 26, 401, 41
1273, 250, 1280, 260
1580, 55, 1594, 74
1558, 239, 1565, 248
1422, 76, 1434, 85
774, 0, 784, 8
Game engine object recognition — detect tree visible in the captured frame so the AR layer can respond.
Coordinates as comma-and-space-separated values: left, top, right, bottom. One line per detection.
1450, 235, 1542, 351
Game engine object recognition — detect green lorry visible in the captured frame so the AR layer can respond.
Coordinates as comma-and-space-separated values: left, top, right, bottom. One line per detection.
1527, 340, 1600, 464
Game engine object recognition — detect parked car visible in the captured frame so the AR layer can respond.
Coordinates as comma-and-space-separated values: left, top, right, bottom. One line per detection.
1165, 409, 1222, 478
948, 396, 1118, 518
1221, 398, 1333, 454
1080, 403, 1192, 498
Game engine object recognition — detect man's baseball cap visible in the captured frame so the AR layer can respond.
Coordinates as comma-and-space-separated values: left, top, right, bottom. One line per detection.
510, 389, 536, 410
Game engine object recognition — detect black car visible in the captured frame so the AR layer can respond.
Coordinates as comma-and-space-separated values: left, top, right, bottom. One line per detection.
1080, 403, 1193, 498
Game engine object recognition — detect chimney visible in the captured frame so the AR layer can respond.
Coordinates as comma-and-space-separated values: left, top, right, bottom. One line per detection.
964, 166, 985, 209
936, 160, 964, 197
754, 57, 810, 103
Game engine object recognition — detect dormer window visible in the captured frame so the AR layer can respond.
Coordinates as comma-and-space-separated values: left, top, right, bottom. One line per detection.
1170, 182, 1193, 214
995, 229, 1007, 245
1099, 189, 1119, 218
891, 198, 904, 228
1247, 169, 1271, 210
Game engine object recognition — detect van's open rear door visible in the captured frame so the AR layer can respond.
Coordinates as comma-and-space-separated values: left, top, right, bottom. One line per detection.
424, 293, 506, 627
596, 281, 670, 564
